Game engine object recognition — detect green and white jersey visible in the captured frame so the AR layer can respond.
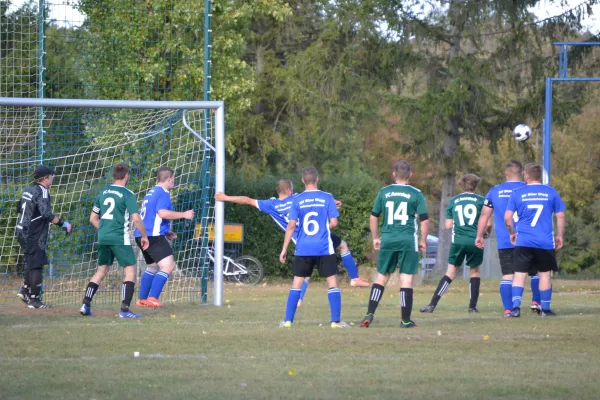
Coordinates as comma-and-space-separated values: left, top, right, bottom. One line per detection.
92, 185, 139, 245
446, 192, 485, 245
372, 184, 427, 251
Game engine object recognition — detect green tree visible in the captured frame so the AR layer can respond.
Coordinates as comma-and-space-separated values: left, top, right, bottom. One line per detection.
379, 0, 599, 272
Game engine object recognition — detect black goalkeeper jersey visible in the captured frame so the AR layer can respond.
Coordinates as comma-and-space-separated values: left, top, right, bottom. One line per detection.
16, 183, 55, 247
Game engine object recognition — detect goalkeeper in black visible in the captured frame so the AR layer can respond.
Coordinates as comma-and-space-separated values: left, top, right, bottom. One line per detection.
16, 165, 72, 308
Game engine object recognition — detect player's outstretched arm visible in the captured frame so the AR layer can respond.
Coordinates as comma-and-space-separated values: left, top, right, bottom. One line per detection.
214, 192, 258, 208
89, 211, 100, 229
131, 213, 149, 250
280, 220, 297, 264
555, 211, 565, 249
157, 209, 194, 221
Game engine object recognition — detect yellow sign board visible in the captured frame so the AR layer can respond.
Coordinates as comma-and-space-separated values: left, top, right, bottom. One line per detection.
195, 223, 244, 243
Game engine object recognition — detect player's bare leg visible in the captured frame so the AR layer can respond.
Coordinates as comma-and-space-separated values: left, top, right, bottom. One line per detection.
337, 241, 369, 287
145, 256, 175, 307
360, 272, 390, 327
468, 266, 481, 313
421, 264, 458, 313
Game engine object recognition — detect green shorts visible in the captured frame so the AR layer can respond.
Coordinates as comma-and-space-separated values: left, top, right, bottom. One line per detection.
448, 243, 483, 268
98, 244, 137, 267
377, 250, 420, 275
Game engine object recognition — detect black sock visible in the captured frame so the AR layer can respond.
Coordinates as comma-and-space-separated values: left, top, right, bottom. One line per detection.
400, 288, 413, 322
469, 277, 481, 308
28, 269, 43, 300
431, 275, 452, 306
22, 270, 31, 291
83, 282, 99, 306
121, 281, 135, 312
367, 283, 385, 315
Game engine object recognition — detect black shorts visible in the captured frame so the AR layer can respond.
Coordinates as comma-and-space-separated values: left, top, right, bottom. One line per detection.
513, 246, 557, 274
18, 235, 47, 270
135, 236, 173, 265
499, 248, 538, 276
330, 233, 342, 249
292, 255, 338, 278
498, 248, 515, 275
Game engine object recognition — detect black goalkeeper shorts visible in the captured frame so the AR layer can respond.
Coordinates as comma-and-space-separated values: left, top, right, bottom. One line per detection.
18, 235, 48, 271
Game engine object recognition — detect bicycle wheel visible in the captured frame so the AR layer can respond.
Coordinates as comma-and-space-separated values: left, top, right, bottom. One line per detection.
232, 255, 264, 285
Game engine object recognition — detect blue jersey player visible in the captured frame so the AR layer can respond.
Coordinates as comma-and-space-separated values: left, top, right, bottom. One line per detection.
279, 167, 348, 328
215, 181, 369, 306
475, 160, 542, 316
504, 163, 566, 317
133, 167, 195, 308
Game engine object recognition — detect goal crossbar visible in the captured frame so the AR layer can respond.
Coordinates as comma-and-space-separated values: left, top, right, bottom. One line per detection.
0, 97, 226, 306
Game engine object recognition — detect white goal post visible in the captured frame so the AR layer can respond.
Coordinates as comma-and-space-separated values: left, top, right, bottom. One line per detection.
0, 97, 225, 306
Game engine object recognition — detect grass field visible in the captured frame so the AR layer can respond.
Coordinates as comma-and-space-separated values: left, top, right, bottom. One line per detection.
1, 277, 600, 399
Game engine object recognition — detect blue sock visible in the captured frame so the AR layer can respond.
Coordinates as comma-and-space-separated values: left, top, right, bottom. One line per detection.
149, 271, 170, 299
299, 278, 309, 301
530, 275, 540, 304
284, 288, 302, 322
540, 288, 552, 311
139, 270, 156, 300
328, 287, 342, 323
340, 251, 359, 280
512, 286, 524, 309
500, 280, 513, 311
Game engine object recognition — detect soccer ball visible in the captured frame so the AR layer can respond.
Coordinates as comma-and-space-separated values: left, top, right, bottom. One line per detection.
513, 124, 531, 142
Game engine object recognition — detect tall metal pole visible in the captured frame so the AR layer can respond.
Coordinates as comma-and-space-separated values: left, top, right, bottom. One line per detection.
37, 0, 46, 163
204, 0, 212, 103
542, 78, 552, 185
213, 105, 224, 307
199, 0, 217, 304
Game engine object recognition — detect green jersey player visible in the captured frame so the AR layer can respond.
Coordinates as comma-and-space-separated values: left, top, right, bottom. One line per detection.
360, 160, 429, 329
79, 163, 149, 318
421, 174, 490, 314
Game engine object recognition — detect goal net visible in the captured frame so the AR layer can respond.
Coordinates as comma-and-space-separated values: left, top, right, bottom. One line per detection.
0, 98, 225, 307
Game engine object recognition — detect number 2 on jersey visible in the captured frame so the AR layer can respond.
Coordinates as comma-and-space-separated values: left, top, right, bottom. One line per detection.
101, 197, 116, 220
385, 201, 408, 225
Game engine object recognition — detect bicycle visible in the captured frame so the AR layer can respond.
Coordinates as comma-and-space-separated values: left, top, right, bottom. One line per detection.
206, 247, 264, 285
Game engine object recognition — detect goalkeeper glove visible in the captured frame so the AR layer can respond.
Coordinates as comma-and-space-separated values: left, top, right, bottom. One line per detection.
57, 219, 72, 235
